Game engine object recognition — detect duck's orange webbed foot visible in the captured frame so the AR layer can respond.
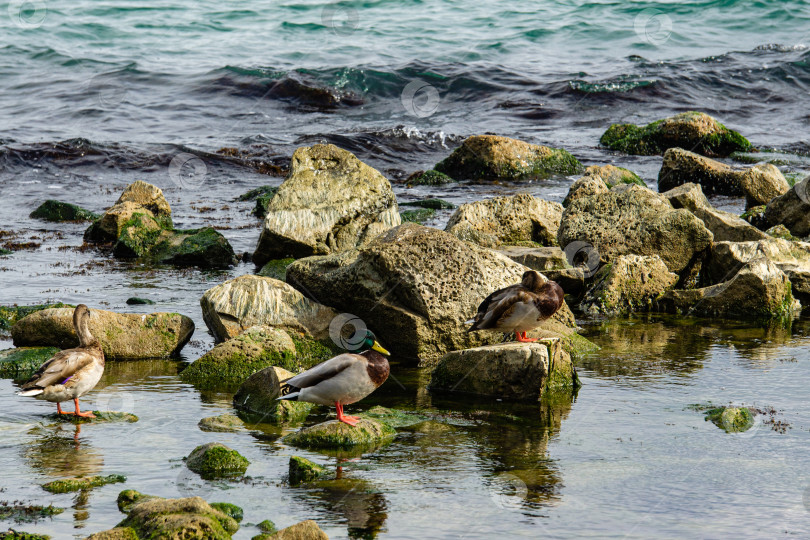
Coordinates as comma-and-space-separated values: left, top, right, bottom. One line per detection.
515, 332, 538, 343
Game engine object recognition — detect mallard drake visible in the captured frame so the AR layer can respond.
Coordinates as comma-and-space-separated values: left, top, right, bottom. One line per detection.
17, 304, 105, 418
278, 330, 390, 426
467, 270, 564, 343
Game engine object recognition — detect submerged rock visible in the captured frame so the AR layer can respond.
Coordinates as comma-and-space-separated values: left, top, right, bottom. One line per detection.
579, 255, 679, 315
658, 148, 788, 207
50, 411, 138, 424
253, 144, 400, 264
444, 193, 563, 248
42, 474, 126, 494
233, 366, 314, 423
400, 207, 435, 224
185, 443, 250, 479
434, 135, 582, 180
180, 326, 297, 388
11, 307, 194, 359
208, 503, 243, 524
0, 347, 60, 379
30, 200, 98, 222
262, 520, 328, 540
282, 418, 396, 450
125, 297, 155, 305
286, 222, 580, 362
85, 528, 138, 540
399, 198, 456, 210
198, 414, 246, 433
288, 456, 328, 484
199, 275, 338, 342
599, 111, 751, 157
496, 246, 568, 272
429, 339, 575, 401
406, 169, 454, 186
116, 495, 239, 539
117, 490, 160, 513
558, 184, 713, 275
763, 177, 810, 237
704, 407, 755, 433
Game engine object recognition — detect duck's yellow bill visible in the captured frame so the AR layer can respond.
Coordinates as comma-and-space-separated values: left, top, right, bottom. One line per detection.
372, 341, 390, 356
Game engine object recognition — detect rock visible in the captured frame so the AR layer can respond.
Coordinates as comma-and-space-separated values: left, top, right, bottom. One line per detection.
11, 307, 194, 359
50, 411, 138, 424
257, 519, 277, 534
444, 193, 563, 248
557, 184, 713, 275
656, 259, 795, 321
580, 255, 679, 315
663, 183, 768, 242
356, 405, 431, 429
257, 258, 295, 281
125, 297, 154, 305
236, 185, 278, 219
282, 418, 396, 450
496, 246, 568, 271
117, 490, 160, 513
702, 238, 810, 285
209, 503, 243, 523
400, 208, 435, 224
85, 527, 138, 540
0, 504, 63, 526
232, 366, 314, 423
429, 339, 575, 401
562, 175, 609, 208
115, 180, 172, 219
658, 148, 789, 206
579, 164, 646, 188
0, 347, 60, 379
543, 268, 586, 295
180, 326, 298, 388
406, 170, 454, 186
185, 443, 250, 479
704, 407, 754, 433
253, 144, 400, 264
740, 204, 769, 230
434, 135, 582, 180
399, 198, 456, 210
264, 520, 328, 540
117, 496, 238, 539
200, 275, 338, 342
42, 474, 126, 494
198, 414, 246, 433
286, 222, 580, 362
30, 200, 98, 222
763, 177, 810, 237
289, 456, 327, 484
766, 224, 799, 241
599, 111, 751, 157
84, 202, 159, 244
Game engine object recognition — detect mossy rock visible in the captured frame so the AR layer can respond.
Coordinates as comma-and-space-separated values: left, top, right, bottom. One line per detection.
289, 456, 328, 484
198, 413, 246, 433
49, 411, 138, 424
282, 418, 396, 451
159, 227, 237, 268
704, 407, 755, 433
399, 198, 456, 210
30, 200, 98, 222
116, 496, 239, 539
85, 528, 138, 540
117, 490, 161, 513
209, 502, 243, 523
360, 406, 431, 429
0, 503, 63, 523
257, 258, 295, 281
237, 185, 279, 202
0, 347, 60, 379
233, 366, 314, 424
406, 170, 454, 186
599, 111, 751, 157
0, 531, 52, 540
185, 443, 250, 479
42, 474, 126, 494
766, 224, 799, 241
125, 297, 155, 305
399, 208, 435, 223
740, 204, 768, 230
256, 519, 277, 534
0, 303, 73, 335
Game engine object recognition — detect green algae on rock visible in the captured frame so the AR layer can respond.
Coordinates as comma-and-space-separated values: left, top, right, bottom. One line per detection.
256, 518, 277, 535
125, 297, 155, 305
599, 111, 751, 157
117, 490, 161, 513
233, 366, 314, 424
282, 418, 396, 450
257, 258, 295, 281
42, 474, 126, 494
0, 531, 53, 540
359, 405, 432, 429
185, 443, 250, 479
704, 407, 755, 433
209, 502, 243, 523
399, 208, 436, 223
288, 456, 328, 484
0, 303, 73, 335
116, 495, 239, 539
0, 502, 63, 524
257, 520, 328, 540
434, 135, 582, 180
406, 169, 455, 186
30, 200, 98, 222
85, 527, 138, 540
50, 411, 138, 424
198, 413, 247, 433
0, 347, 60, 379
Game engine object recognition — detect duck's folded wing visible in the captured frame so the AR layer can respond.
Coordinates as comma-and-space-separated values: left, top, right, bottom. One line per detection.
475, 290, 534, 329
21, 349, 96, 390
282, 354, 362, 389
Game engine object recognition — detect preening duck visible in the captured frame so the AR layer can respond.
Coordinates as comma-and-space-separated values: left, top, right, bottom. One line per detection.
17, 304, 105, 418
467, 270, 564, 343
278, 330, 390, 426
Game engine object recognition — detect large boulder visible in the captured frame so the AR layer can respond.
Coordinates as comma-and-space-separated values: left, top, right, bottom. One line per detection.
663, 183, 768, 242
199, 275, 338, 342
444, 193, 563, 248
429, 339, 575, 401
579, 255, 679, 315
600, 111, 751, 157
179, 326, 298, 388
252, 144, 400, 264
233, 365, 314, 423
11, 307, 194, 359
658, 148, 789, 207
656, 258, 796, 321
434, 135, 582, 181
496, 246, 568, 272
286, 223, 579, 362
557, 184, 713, 275
116, 496, 239, 539
763, 177, 810, 237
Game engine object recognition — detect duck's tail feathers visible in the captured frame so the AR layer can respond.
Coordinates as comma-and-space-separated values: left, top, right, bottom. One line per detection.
17, 389, 43, 397
277, 381, 300, 401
